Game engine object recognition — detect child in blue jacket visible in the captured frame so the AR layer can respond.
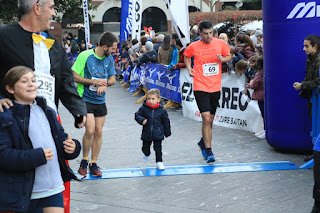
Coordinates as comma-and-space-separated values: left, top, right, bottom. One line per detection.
135, 89, 171, 170
0, 66, 81, 213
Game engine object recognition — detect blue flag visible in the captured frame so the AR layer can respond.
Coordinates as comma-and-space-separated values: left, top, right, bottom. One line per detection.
120, 0, 133, 46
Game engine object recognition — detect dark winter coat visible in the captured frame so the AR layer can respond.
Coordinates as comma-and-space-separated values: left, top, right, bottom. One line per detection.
299, 51, 320, 100
134, 50, 158, 64
235, 43, 255, 59
0, 97, 81, 212
135, 101, 171, 141
0, 23, 87, 118
299, 51, 320, 114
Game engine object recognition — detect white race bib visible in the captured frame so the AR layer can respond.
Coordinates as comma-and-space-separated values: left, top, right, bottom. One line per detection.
203, 63, 219, 76
89, 77, 99, 91
35, 72, 55, 102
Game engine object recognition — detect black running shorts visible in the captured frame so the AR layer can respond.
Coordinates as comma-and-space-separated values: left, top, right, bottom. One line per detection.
85, 101, 107, 117
194, 91, 220, 115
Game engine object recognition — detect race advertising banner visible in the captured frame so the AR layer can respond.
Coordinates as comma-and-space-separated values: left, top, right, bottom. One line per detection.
128, 65, 140, 92
120, 62, 263, 133
179, 68, 202, 121
123, 66, 131, 83
131, 0, 142, 41
179, 70, 264, 133
142, 64, 181, 103
82, 0, 90, 48
120, 0, 133, 45
213, 73, 264, 133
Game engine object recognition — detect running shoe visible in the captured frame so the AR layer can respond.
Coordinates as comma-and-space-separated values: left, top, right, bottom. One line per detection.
89, 163, 102, 177
206, 149, 215, 163
78, 159, 88, 175
197, 138, 207, 159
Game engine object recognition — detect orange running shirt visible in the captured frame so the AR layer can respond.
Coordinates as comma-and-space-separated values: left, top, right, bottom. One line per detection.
184, 38, 231, 93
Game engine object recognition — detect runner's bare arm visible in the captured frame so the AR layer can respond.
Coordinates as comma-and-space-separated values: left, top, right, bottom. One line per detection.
107, 75, 116, 86
72, 71, 108, 86
217, 54, 232, 63
97, 86, 106, 96
184, 56, 195, 77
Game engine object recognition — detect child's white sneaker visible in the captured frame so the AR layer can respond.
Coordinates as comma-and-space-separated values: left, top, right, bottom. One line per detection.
255, 130, 265, 138
254, 130, 264, 136
143, 155, 149, 163
256, 132, 266, 139
156, 162, 165, 170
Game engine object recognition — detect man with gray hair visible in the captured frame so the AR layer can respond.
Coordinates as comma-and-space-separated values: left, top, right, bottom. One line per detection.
0, 0, 87, 124
0, 0, 86, 123
0, 0, 87, 212
133, 41, 158, 63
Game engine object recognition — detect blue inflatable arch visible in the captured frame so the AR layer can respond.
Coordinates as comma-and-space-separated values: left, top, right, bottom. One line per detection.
264, 0, 320, 151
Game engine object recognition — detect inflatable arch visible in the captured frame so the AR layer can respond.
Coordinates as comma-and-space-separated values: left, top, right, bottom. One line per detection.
264, 0, 320, 151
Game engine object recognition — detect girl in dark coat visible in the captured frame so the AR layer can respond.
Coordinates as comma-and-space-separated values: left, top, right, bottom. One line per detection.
135, 89, 171, 170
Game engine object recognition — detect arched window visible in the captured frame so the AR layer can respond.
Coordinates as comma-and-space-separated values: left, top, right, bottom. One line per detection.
141, 7, 167, 33
188, 6, 200, 12
103, 7, 121, 22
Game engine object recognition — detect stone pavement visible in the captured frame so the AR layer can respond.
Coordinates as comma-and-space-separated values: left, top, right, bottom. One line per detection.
58, 81, 313, 213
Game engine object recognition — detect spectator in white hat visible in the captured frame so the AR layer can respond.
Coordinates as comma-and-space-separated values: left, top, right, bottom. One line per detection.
250, 29, 263, 47
153, 34, 164, 53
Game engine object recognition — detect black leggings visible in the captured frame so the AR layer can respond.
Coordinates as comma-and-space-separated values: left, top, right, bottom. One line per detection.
142, 140, 163, 162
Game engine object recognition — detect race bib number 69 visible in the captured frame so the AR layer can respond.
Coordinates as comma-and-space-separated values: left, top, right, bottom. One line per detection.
203, 63, 219, 76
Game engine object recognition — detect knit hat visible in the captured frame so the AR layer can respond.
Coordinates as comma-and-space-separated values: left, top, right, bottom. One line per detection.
145, 41, 154, 51
156, 34, 165, 41
255, 30, 263, 37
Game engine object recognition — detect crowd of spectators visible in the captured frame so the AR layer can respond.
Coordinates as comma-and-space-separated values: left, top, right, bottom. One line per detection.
114, 23, 264, 122
62, 23, 265, 134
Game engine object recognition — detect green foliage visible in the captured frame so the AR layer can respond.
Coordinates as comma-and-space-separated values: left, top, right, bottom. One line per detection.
0, 0, 96, 24
241, 0, 262, 10
55, 0, 96, 24
0, 0, 19, 24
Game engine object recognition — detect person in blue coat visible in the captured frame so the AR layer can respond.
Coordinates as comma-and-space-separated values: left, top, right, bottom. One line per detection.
0, 66, 81, 213
135, 89, 171, 170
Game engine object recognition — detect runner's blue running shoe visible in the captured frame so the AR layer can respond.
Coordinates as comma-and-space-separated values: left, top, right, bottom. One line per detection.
197, 138, 207, 160
206, 149, 215, 163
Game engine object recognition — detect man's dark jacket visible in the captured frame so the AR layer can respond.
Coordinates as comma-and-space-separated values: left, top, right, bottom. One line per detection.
0, 23, 86, 118
0, 97, 81, 212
